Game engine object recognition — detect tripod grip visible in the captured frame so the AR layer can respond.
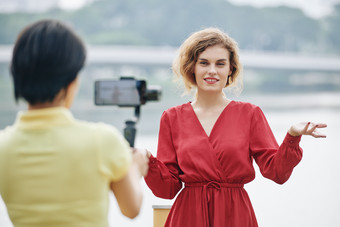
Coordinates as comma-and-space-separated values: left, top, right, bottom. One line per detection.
124, 120, 137, 147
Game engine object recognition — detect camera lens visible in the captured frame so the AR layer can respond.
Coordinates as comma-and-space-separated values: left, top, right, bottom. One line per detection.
145, 85, 162, 102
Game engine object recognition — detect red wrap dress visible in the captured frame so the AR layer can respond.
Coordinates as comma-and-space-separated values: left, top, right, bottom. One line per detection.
144, 101, 303, 227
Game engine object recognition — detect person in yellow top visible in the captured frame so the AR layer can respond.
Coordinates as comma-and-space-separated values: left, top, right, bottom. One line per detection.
0, 19, 149, 227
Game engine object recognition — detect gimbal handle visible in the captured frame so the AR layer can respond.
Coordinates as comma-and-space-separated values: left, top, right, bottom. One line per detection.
123, 106, 140, 147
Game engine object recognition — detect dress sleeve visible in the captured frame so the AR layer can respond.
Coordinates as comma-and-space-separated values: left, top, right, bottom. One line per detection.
250, 106, 303, 184
144, 111, 183, 199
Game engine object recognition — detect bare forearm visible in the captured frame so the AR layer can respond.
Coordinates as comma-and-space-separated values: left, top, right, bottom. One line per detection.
111, 163, 143, 219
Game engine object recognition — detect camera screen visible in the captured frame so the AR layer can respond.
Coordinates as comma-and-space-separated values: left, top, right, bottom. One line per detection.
95, 80, 144, 106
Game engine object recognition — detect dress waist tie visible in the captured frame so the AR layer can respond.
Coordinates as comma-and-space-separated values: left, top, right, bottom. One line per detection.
185, 181, 244, 227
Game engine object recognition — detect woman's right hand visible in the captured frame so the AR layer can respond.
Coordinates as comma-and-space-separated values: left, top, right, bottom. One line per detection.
132, 148, 150, 177
288, 122, 327, 138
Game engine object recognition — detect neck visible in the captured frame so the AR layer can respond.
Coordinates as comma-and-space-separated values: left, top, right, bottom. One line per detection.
27, 87, 71, 110
192, 90, 230, 109
28, 102, 64, 110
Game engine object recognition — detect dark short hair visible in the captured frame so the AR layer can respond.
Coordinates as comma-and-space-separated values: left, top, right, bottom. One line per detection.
10, 19, 86, 104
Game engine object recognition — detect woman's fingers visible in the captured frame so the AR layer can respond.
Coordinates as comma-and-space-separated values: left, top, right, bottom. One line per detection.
302, 122, 311, 134
307, 123, 327, 138
311, 130, 327, 138
307, 123, 319, 133
315, 123, 327, 128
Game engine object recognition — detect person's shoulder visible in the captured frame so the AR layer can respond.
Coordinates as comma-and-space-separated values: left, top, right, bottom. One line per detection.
0, 123, 18, 138
0, 125, 14, 134
165, 102, 191, 113
0, 125, 15, 143
77, 120, 130, 152
83, 122, 131, 181
232, 100, 260, 111
73, 119, 121, 137
162, 102, 191, 118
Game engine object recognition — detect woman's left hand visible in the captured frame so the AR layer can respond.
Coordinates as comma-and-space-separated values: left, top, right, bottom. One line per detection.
288, 122, 327, 138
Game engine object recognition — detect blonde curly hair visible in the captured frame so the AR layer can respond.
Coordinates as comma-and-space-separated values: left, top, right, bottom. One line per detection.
172, 27, 243, 94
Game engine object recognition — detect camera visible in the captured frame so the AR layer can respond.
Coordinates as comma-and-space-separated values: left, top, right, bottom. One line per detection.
94, 77, 161, 107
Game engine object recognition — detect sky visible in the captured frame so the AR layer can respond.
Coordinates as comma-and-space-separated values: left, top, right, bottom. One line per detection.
227, 0, 340, 18
58, 0, 91, 10
57, 0, 340, 18
0, 0, 339, 18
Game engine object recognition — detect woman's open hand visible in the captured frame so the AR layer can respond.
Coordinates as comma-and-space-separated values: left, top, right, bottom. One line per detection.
288, 122, 327, 138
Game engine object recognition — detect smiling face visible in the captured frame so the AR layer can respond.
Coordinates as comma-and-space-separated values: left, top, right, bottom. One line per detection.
193, 45, 232, 94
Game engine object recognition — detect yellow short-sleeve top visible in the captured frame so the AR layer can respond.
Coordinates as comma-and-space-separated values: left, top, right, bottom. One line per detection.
0, 107, 132, 227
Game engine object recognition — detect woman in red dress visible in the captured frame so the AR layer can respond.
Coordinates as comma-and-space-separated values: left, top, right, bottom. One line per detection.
144, 28, 327, 227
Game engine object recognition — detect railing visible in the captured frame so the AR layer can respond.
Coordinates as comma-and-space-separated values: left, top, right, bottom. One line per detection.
1, 45, 340, 71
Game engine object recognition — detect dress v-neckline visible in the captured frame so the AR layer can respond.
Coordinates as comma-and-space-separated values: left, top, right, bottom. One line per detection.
188, 101, 234, 138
